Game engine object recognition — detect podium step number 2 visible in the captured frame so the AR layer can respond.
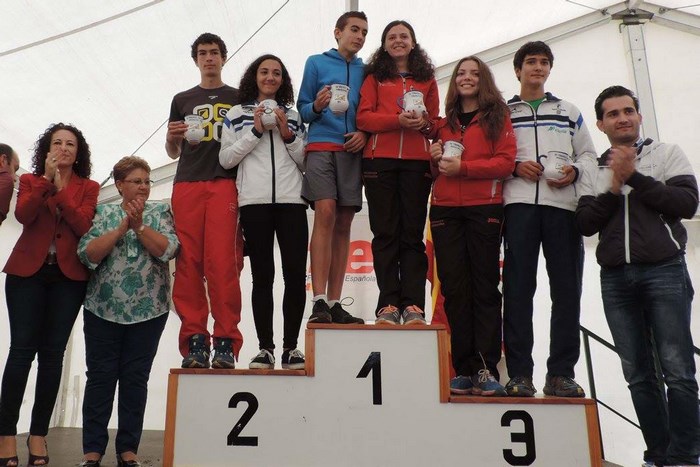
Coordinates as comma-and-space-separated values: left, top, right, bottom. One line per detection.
164, 325, 602, 467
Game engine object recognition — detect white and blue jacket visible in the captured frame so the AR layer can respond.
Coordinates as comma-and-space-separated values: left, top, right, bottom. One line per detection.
504, 93, 597, 211
220, 103, 306, 207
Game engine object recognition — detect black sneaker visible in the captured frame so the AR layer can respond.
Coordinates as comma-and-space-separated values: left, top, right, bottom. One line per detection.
329, 302, 364, 324
543, 375, 585, 397
249, 349, 275, 369
211, 337, 236, 369
181, 334, 210, 368
281, 348, 305, 370
308, 299, 332, 324
505, 376, 537, 397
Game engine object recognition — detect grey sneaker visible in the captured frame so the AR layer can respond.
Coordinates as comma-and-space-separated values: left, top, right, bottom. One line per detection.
308, 299, 332, 324
505, 376, 537, 397
401, 305, 427, 325
211, 337, 236, 369
181, 334, 210, 368
249, 349, 274, 369
543, 375, 585, 397
375, 305, 400, 325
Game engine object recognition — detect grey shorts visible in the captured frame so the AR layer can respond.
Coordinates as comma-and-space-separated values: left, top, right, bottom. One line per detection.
302, 151, 363, 211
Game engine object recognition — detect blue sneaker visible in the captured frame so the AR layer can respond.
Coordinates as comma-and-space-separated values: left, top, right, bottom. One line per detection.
211, 337, 236, 369
181, 334, 210, 368
450, 375, 473, 395
471, 369, 506, 396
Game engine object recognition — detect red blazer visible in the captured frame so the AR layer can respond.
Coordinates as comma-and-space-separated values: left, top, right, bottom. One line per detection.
4, 173, 99, 280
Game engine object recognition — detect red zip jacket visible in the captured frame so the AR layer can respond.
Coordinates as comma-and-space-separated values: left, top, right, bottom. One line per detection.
431, 114, 516, 207
357, 74, 439, 161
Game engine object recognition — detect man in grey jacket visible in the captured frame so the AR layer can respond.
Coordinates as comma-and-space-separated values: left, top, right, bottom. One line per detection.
576, 85, 699, 467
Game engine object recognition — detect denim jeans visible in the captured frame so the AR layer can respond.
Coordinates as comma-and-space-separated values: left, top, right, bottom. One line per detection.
601, 255, 700, 465
0, 265, 87, 436
82, 310, 167, 456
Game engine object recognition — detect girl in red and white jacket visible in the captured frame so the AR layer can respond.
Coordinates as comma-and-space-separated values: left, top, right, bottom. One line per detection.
357, 20, 439, 326
429, 56, 516, 396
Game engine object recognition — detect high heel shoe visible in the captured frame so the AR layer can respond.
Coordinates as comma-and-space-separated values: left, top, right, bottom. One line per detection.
116, 454, 141, 467
26, 436, 48, 466
0, 456, 18, 467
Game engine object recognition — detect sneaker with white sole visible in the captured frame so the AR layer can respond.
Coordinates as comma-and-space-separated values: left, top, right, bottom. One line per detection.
375, 305, 400, 325
401, 305, 427, 325
471, 369, 506, 396
450, 375, 473, 395
281, 348, 305, 370
249, 349, 274, 369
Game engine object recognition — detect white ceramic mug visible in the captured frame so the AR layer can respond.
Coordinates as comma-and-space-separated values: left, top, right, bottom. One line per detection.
403, 90, 426, 114
260, 99, 278, 130
184, 115, 205, 144
542, 151, 571, 180
442, 140, 464, 158
329, 84, 350, 115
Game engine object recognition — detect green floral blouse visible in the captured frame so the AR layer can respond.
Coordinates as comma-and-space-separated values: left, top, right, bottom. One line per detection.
78, 202, 180, 324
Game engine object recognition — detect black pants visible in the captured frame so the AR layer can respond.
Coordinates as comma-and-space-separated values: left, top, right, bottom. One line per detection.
502, 203, 584, 378
362, 158, 432, 313
0, 265, 86, 436
240, 204, 308, 350
82, 311, 167, 455
430, 204, 503, 378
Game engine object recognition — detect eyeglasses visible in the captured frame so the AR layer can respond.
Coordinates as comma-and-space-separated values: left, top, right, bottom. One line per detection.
122, 179, 154, 187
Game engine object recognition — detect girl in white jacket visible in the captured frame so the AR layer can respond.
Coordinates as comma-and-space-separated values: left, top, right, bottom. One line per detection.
220, 54, 307, 370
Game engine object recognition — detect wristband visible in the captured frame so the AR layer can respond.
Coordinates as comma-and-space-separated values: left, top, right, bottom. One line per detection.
136, 224, 146, 236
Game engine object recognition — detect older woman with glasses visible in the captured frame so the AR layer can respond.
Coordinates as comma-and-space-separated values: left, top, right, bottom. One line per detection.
77, 156, 179, 467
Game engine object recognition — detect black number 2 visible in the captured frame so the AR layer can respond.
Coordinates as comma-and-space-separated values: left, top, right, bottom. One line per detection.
228, 392, 259, 446
502, 410, 536, 465
356, 352, 382, 405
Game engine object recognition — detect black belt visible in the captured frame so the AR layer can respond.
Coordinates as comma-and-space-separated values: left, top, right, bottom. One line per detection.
45, 252, 58, 265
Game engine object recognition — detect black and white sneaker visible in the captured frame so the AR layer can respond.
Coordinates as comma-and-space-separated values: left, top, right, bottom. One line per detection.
308, 299, 332, 324
281, 348, 305, 370
249, 349, 275, 369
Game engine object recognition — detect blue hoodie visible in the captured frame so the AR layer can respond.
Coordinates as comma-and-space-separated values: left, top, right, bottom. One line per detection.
297, 49, 364, 146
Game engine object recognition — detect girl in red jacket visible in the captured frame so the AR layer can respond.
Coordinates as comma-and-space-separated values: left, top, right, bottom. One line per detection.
429, 56, 516, 396
357, 20, 438, 326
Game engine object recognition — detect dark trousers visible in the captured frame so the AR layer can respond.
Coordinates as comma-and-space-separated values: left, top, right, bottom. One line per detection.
362, 158, 432, 313
502, 203, 583, 378
430, 204, 503, 378
0, 265, 86, 435
82, 310, 167, 456
239, 204, 308, 351
601, 256, 699, 465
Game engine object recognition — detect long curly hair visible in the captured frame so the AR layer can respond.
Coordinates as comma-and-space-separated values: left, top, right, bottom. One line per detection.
238, 54, 295, 106
364, 20, 435, 83
32, 123, 92, 178
444, 56, 508, 141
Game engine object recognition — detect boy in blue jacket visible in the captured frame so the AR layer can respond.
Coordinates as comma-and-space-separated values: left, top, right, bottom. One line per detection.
297, 11, 368, 324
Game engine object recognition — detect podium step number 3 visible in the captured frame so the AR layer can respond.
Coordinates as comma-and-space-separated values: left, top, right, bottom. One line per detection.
164, 325, 602, 467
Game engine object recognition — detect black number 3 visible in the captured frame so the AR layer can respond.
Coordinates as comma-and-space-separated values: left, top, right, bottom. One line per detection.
502, 410, 536, 465
228, 392, 259, 446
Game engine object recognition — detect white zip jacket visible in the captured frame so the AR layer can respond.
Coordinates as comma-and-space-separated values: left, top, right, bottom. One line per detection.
504, 93, 597, 211
220, 103, 306, 207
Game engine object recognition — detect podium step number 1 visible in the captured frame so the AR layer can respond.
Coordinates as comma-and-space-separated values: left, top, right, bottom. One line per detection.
164, 325, 602, 467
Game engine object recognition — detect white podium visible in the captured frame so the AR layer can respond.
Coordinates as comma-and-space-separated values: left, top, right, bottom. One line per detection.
164, 324, 602, 466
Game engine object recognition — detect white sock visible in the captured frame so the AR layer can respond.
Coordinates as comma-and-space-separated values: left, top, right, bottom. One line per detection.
312, 294, 327, 303
327, 299, 339, 307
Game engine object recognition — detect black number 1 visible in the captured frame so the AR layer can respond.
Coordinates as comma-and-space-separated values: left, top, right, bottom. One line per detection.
228, 392, 259, 446
356, 352, 382, 405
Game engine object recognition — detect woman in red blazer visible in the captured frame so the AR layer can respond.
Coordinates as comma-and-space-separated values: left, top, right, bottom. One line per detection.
0, 123, 98, 467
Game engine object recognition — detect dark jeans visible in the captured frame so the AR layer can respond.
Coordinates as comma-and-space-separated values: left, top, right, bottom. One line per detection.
362, 158, 432, 313
0, 265, 87, 435
82, 310, 167, 456
239, 204, 308, 350
502, 203, 583, 378
601, 255, 700, 465
430, 204, 503, 378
